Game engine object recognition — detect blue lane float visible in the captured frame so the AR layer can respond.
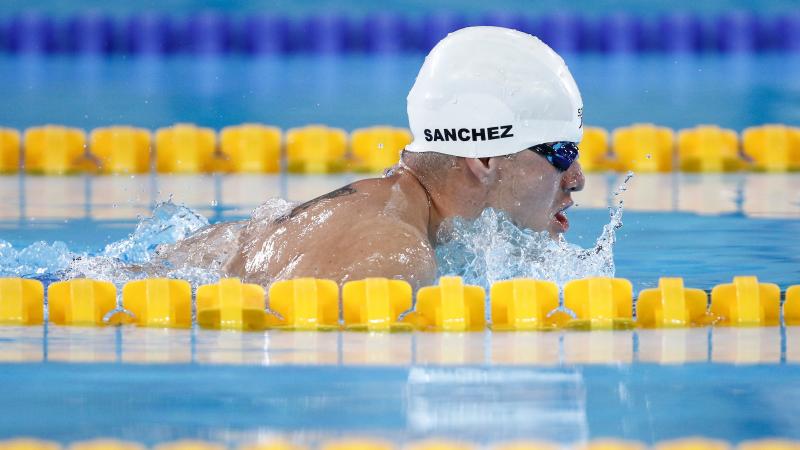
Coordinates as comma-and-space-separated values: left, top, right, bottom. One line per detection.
420, 12, 468, 52
180, 12, 232, 54
301, 14, 354, 53
6, 12, 58, 53
241, 14, 290, 54
363, 12, 413, 53
124, 13, 177, 54
536, 12, 586, 53
656, 12, 705, 52
597, 12, 648, 53
715, 11, 761, 52
480, 11, 534, 35
776, 12, 800, 51
66, 13, 115, 54
2, 11, 799, 55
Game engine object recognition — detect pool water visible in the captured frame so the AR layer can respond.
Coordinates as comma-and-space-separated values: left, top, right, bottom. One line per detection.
0, 54, 798, 131
0, 173, 799, 444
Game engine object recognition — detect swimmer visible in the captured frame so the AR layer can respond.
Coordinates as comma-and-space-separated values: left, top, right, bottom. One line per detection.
159, 26, 585, 289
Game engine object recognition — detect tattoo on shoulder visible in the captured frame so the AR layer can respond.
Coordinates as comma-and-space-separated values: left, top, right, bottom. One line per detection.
277, 185, 357, 222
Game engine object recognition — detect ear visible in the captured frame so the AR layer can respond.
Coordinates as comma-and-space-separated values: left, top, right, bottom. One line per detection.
464, 157, 501, 184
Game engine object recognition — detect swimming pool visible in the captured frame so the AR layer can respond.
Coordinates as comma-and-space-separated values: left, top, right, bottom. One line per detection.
1, 5, 800, 446
0, 173, 799, 445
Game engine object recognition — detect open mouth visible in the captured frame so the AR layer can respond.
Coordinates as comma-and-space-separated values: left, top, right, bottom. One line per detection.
552, 203, 572, 232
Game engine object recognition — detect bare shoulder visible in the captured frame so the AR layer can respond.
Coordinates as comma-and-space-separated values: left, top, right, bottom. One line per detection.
278, 171, 430, 230
260, 171, 437, 287
328, 210, 437, 288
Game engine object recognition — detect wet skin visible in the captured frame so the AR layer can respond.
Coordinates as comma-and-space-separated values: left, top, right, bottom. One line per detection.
164, 150, 585, 289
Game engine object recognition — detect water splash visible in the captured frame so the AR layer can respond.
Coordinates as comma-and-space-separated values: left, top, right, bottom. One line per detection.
435, 173, 632, 290
103, 201, 209, 264
0, 201, 218, 287
0, 175, 630, 293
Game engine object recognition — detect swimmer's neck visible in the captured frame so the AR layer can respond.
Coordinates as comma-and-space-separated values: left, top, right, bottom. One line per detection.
395, 163, 484, 245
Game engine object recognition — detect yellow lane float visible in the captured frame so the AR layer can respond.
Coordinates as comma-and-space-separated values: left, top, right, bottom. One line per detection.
322, 439, 395, 450
710, 276, 780, 326
564, 277, 634, 329
655, 438, 731, 450
154, 442, 226, 450
342, 277, 413, 331
196, 278, 270, 331
405, 276, 485, 332
578, 126, 611, 172
742, 124, 800, 172
24, 125, 87, 174
783, 284, 800, 326
90, 126, 151, 174
155, 123, 216, 173
48, 279, 117, 326
286, 125, 347, 173
219, 123, 282, 173
636, 277, 709, 328
581, 440, 646, 450
612, 123, 674, 172
405, 440, 475, 450
489, 278, 561, 331
0, 128, 20, 173
70, 440, 145, 450
350, 126, 411, 172
678, 125, 742, 172
0, 278, 44, 325
0, 439, 62, 450
122, 278, 192, 328
268, 277, 340, 330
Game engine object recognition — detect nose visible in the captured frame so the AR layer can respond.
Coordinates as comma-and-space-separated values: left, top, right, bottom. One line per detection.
562, 161, 585, 192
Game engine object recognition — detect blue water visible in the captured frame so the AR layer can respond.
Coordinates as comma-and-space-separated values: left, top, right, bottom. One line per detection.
0, 54, 798, 131
0, 362, 798, 444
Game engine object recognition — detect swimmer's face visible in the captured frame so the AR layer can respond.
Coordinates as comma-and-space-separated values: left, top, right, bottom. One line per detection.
486, 150, 585, 238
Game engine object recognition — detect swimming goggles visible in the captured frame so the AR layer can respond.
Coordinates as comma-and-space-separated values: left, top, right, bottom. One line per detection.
528, 141, 579, 171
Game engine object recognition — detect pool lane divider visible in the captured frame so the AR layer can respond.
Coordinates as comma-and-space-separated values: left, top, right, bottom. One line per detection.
563, 277, 634, 330
710, 276, 781, 326
0, 277, 44, 325
268, 278, 340, 330
489, 278, 563, 331
4, 11, 800, 55
636, 277, 708, 328
787, 285, 800, 325
70, 440, 146, 450
47, 279, 116, 326
342, 278, 413, 332
196, 278, 271, 331
1, 276, 799, 330
2, 123, 800, 175
2, 437, 800, 450
153, 441, 225, 450
122, 278, 192, 328
404, 276, 486, 332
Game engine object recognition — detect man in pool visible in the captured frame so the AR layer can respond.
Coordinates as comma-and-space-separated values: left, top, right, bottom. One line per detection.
163, 26, 585, 289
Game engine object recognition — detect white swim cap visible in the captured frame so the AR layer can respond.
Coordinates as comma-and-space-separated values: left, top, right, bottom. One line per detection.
405, 26, 584, 158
